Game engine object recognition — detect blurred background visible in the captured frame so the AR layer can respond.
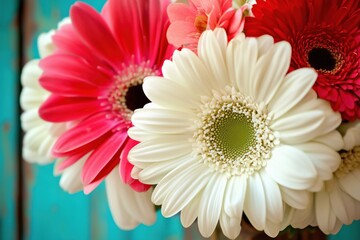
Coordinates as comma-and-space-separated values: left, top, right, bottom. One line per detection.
0, 0, 360, 239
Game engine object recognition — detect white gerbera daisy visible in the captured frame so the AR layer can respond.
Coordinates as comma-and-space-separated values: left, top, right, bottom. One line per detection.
20, 18, 156, 229
128, 29, 342, 238
313, 121, 360, 234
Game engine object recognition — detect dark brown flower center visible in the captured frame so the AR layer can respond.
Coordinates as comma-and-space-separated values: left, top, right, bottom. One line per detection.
125, 84, 150, 111
307, 47, 336, 72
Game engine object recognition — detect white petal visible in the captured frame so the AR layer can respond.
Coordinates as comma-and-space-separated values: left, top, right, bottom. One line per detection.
280, 187, 310, 209
162, 165, 211, 217
264, 219, 281, 238
256, 35, 274, 56
21, 109, 44, 131
180, 195, 201, 228
20, 88, 48, 110
162, 50, 214, 96
198, 30, 229, 90
20, 60, 42, 88
129, 135, 192, 168
224, 175, 247, 218
315, 189, 337, 234
128, 127, 157, 142
152, 159, 206, 205
198, 173, 227, 238
227, 37, 258, 93
142, 76, 199, 111
131, 107, 195, 134
328, 180, 351, 224
266, 145, 317, 190
296, 142, 341, 179
106, 168, 155, 229
291, 198, 316, 229
260, 170, 283, 223
314, 131, 344, 152
338, 172, 360, 201
219, 212, 241, 239
268, 68, 317, 120
252, 41, 291, 105
271, 110, 325, 145
138, 156, 191, 184
244, 172, 266, 230
37, 31, 56, 57
57, 157, 84, 194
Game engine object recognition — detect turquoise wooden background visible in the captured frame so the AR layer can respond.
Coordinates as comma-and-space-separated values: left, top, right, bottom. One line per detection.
0, 0, 360, 239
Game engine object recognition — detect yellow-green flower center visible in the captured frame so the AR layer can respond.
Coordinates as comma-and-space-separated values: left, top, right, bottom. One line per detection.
336, 146, 360, 178
193, 87, 278, 177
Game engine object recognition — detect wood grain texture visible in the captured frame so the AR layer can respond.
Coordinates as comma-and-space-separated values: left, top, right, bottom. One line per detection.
0, 0, 20, 239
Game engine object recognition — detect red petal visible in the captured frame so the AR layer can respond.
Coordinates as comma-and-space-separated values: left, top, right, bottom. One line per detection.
40, 73, 106, 97
40, 54, 113, 87
119, 138, 138, 184
53, 113, 118, 154
39, 95, 101, 122
82, 131, 128, 185
58, 152, 85, 171
70, 2, 123, 68
129, 180, 152, 192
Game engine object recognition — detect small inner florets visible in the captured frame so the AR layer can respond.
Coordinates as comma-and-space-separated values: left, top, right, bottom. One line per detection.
108, 61, 159, 122
193, 86, 278, 177
336, 146, 360, 178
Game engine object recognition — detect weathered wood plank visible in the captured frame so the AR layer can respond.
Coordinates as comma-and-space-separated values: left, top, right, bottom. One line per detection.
0, 0, 21, 239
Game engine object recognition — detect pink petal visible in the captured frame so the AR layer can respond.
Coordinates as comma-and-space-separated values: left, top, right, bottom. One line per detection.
106, 0, 143, 61
39, 95, 101, 122
82, 130, 128, 185
70, 2, 124, 69
119, 138, 138, 185
58, 152, 85, 171
166, 21, 197, 48
40, 54, 113, 87
83, 178, 103, 194
129, 179, 152, 192
40, 73, 106, 97
52, 24, 104, 68
53, 113, 118, 155
167, 3, 195, 22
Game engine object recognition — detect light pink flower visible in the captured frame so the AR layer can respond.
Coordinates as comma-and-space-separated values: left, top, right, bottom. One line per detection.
39, 0, 175, 193
167, 0, 246, 51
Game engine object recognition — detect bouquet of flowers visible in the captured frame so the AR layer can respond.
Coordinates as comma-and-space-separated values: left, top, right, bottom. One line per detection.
20, 0, 360, 239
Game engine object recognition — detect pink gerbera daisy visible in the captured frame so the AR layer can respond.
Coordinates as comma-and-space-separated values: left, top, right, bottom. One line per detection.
166, 0, 246, 52
39, 0, 175, 193
245, 0, 360, 121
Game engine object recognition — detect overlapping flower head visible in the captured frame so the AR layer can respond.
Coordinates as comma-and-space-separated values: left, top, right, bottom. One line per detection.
20, 18, 84, 193
244, 0, 360, 121
38, 0, 175, 193
166, 0, 246, 51
128, 29, 342, 238
290, 121, 360, 235
21, 0, 175, 230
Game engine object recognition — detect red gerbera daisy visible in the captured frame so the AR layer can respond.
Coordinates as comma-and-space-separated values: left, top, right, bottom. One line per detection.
39, 0, 175, 193
245, 0, 360, 121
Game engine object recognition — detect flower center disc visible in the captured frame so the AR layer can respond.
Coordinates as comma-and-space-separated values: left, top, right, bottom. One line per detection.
125, 84, 150, 111
193, 87, 278, 177
213, 111, 255, 159
307, 47, 336, 72
108, 63, 158, 122
336, 146, 360, 178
